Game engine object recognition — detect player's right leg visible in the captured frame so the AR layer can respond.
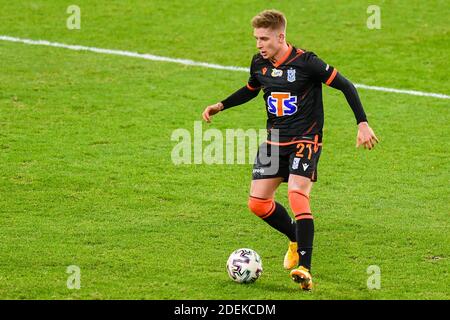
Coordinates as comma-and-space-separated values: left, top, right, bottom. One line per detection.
249, 178, 298, 269
248, 142, 298, 269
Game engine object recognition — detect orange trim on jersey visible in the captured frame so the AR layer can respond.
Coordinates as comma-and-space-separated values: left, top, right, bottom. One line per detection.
301, 85, 313, 100
266, 140, 323, 146
325, 68, 338, 86
304, 121, 317, 135
246, 83, 260, 91
286, 48, 305, 65
272, 44, 293, 68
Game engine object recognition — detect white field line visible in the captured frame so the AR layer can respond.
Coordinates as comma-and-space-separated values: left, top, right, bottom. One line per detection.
1, 35, 449, 100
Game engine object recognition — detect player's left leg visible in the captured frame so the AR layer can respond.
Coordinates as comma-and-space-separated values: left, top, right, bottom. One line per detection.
286, 137, 322, 290
288, 176, 314, 260
288, 175, 314, 290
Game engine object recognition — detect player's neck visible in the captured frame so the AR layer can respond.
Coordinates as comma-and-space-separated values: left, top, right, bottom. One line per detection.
270, 42, 290, 65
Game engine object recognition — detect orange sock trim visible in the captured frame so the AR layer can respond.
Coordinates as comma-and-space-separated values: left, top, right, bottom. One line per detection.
294, 213, 314, 220
288, 190, 312, 220
248, 196, 276, 219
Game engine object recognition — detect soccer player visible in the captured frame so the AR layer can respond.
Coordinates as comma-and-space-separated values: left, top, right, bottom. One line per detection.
202, 9, 378, 290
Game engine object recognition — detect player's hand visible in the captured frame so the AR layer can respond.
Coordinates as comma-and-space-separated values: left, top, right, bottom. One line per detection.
356, 122, 379, 150
202, 102, 224, 123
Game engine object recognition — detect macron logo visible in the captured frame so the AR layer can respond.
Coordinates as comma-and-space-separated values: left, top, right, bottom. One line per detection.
302, 163, 309, 171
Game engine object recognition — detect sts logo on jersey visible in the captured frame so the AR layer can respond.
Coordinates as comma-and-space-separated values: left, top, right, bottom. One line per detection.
267, 92, 298, 116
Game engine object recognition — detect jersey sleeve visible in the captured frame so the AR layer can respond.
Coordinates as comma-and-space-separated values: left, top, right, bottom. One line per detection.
303, 52, 338, 86
246, 56, 262, 91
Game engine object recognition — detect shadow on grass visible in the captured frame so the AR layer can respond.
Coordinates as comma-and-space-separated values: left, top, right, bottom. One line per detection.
219, 279, 313, 297
257, 282, 313, 295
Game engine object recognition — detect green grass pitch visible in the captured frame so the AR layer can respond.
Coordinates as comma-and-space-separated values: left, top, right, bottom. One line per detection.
0, 1, 448, 299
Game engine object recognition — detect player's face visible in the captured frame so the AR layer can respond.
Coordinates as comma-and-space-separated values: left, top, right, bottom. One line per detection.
253, 28, 285, 60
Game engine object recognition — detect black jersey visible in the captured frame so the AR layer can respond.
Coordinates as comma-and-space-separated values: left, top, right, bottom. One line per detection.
247, 44, 338, 143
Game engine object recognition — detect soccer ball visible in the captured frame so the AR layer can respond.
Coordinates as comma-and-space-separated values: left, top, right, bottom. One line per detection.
226, 248, 263, 283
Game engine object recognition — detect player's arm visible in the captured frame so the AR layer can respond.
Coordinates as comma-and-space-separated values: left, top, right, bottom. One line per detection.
328, 73, 379, 150
202, 85, 260, 123
202, 57, 261, 123
304, 52, 379, 150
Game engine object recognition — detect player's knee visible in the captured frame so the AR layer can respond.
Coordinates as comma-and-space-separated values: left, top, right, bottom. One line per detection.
288, 189, 313, 220
248, 196, 275, 219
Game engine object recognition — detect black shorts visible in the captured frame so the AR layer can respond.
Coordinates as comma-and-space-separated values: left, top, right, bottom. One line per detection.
252, 135, 322, 182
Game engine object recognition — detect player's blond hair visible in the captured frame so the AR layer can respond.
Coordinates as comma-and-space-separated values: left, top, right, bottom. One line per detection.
251, 9, 287, 31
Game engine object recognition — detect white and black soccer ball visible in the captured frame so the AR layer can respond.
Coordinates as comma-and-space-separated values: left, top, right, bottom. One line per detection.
226, 248, 263, 283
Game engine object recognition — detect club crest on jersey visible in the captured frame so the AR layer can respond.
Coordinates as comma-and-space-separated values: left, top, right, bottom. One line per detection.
267, 92, 297, 116
287, 69, 296, 82
271, 69, 283, 77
